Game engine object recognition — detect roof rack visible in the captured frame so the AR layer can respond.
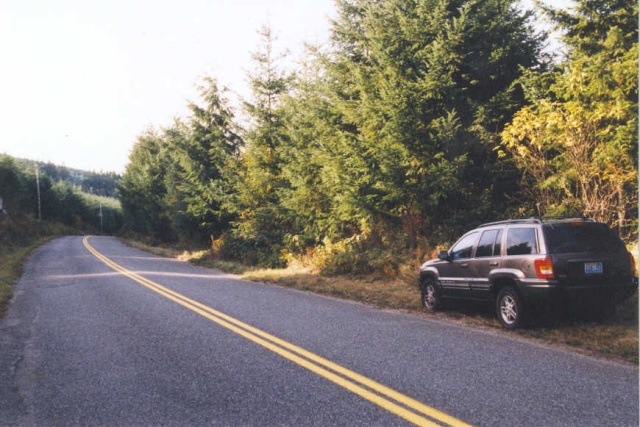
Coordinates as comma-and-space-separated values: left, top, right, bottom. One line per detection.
479, 218, 542, 227
479, 217, 596, 228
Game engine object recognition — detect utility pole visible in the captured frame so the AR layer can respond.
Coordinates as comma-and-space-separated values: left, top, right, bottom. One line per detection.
99, 202, 103, 234
35, 165, 42, 221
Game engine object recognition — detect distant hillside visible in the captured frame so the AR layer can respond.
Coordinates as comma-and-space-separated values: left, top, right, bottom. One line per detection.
11, 157, 121, 199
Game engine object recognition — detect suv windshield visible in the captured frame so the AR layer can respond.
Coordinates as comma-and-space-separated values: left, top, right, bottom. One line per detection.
542, 222, 625, 254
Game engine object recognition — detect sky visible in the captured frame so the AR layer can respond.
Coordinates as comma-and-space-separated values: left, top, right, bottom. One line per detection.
0, 0, 572, 174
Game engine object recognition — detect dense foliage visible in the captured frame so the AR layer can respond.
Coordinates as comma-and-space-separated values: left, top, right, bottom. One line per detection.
118, 78, 242, 245
501, 0, 638, 237
12, 158, 121, 198
0, 155, 122, 234
118, 0, 638, 269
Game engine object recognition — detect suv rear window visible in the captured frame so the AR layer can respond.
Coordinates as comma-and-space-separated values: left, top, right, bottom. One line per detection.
543, 223, 626, 254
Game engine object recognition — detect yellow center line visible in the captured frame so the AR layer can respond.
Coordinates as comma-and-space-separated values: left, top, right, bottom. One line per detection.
83, 236, 473, 427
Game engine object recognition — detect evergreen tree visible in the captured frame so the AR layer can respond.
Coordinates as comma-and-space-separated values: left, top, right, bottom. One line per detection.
81, 172, 120, 198
279, 45, 349, 246
118, 129, 175, 241
0, 155, 30, 216
232, 25, 293, 266
327, 0, 544, 244
119, 77, 242, 244
176, 76, 242, 243
158, 120, 199, 242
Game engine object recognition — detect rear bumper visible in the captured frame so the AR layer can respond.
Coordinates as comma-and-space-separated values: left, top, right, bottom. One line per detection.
517, 276, 637, 304
517, 280, 560, 304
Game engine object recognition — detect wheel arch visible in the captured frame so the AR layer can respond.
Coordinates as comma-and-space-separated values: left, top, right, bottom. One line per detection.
489, 268, 525, 292
490, 276, 520, 298
419, 269, 440, 288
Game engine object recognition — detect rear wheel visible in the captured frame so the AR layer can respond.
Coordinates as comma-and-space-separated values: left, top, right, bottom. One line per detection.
496, 286, 524, 329
420, 277, 442, 311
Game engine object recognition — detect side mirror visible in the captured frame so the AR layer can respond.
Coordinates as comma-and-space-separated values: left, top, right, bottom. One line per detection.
437, 251, 450, 261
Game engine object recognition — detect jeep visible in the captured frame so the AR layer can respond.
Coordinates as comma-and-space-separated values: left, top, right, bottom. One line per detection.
418, 218, 637, 329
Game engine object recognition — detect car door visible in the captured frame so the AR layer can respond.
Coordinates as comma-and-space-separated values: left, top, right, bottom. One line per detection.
438, 231, 479, 299
469, 228, 503, 300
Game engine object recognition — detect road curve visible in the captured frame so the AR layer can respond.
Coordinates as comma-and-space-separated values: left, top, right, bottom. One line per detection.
0, 236, 638, 426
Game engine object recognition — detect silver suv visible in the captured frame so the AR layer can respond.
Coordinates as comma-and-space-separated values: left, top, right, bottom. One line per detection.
419, 218, 637, 329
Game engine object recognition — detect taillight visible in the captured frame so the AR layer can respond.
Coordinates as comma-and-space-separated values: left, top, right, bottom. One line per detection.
535, 258, 554, 279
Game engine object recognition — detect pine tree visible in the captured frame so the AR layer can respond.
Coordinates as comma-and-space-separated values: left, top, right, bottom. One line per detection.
327, 0, 544, 244
279, 45, 349, 246
177, 76, 242, 242
232, 25, 293, 266
118, 129, 175, 241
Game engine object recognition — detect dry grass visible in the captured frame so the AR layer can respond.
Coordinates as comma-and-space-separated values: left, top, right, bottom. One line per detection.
0, 246, 29, 313
0, 276, 14, 318
123, 239, 639, 365
517, 296, 639, 364
244, 267, 423, 311
0, 237, 54, 318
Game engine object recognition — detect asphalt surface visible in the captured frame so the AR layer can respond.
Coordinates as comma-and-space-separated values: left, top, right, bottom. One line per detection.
0, 236, 637, 426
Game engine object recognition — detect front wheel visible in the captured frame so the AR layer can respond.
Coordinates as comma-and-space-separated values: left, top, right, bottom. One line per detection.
420, 277, 442, 311
496, 286, 524, 329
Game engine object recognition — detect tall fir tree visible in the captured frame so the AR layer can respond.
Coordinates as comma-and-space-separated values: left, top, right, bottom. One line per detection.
119, 77, 242, 243
177, 76, 242, 242
279, 45, 350, 246
232, 25, 294, 266
326, 0, 544, 245
118, 129, 175, 241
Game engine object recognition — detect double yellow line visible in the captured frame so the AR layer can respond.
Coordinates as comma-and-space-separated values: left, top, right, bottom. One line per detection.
83, 236, 472, 427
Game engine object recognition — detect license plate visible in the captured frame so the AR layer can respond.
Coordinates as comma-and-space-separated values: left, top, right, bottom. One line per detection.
584, 262, 603, 274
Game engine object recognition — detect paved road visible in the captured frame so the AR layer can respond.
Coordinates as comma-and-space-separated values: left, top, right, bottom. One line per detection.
0, 236, 637, 426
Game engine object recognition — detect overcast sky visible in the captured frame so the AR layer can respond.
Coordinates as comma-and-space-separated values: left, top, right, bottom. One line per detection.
0, 0, 572, 174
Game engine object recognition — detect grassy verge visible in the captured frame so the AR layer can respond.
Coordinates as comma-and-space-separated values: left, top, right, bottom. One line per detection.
123, 240, 639, 365
0, 218, 81, 318
0, 244, 41, 318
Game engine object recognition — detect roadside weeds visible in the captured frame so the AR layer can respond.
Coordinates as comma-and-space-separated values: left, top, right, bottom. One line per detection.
0, 238, 51, 318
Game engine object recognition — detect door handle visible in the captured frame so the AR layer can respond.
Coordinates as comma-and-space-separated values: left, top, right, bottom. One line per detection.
490, 262, 499, 266
460, 264, 469, 268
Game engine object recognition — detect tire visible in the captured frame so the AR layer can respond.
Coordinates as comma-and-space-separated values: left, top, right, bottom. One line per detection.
496, 286, 524, 329
420, 277, 442, 311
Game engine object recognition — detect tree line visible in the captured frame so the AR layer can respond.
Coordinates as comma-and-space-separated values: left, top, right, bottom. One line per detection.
12, 159, 121, 198
0, 155, 123, 235
118, 0, 638, 270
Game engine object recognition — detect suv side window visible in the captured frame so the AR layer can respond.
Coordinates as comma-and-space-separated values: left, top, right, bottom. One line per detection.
506, 228, 538, 255
476, 229, 502, 257
494, 229, 503, 255
451, 232, 479, 260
